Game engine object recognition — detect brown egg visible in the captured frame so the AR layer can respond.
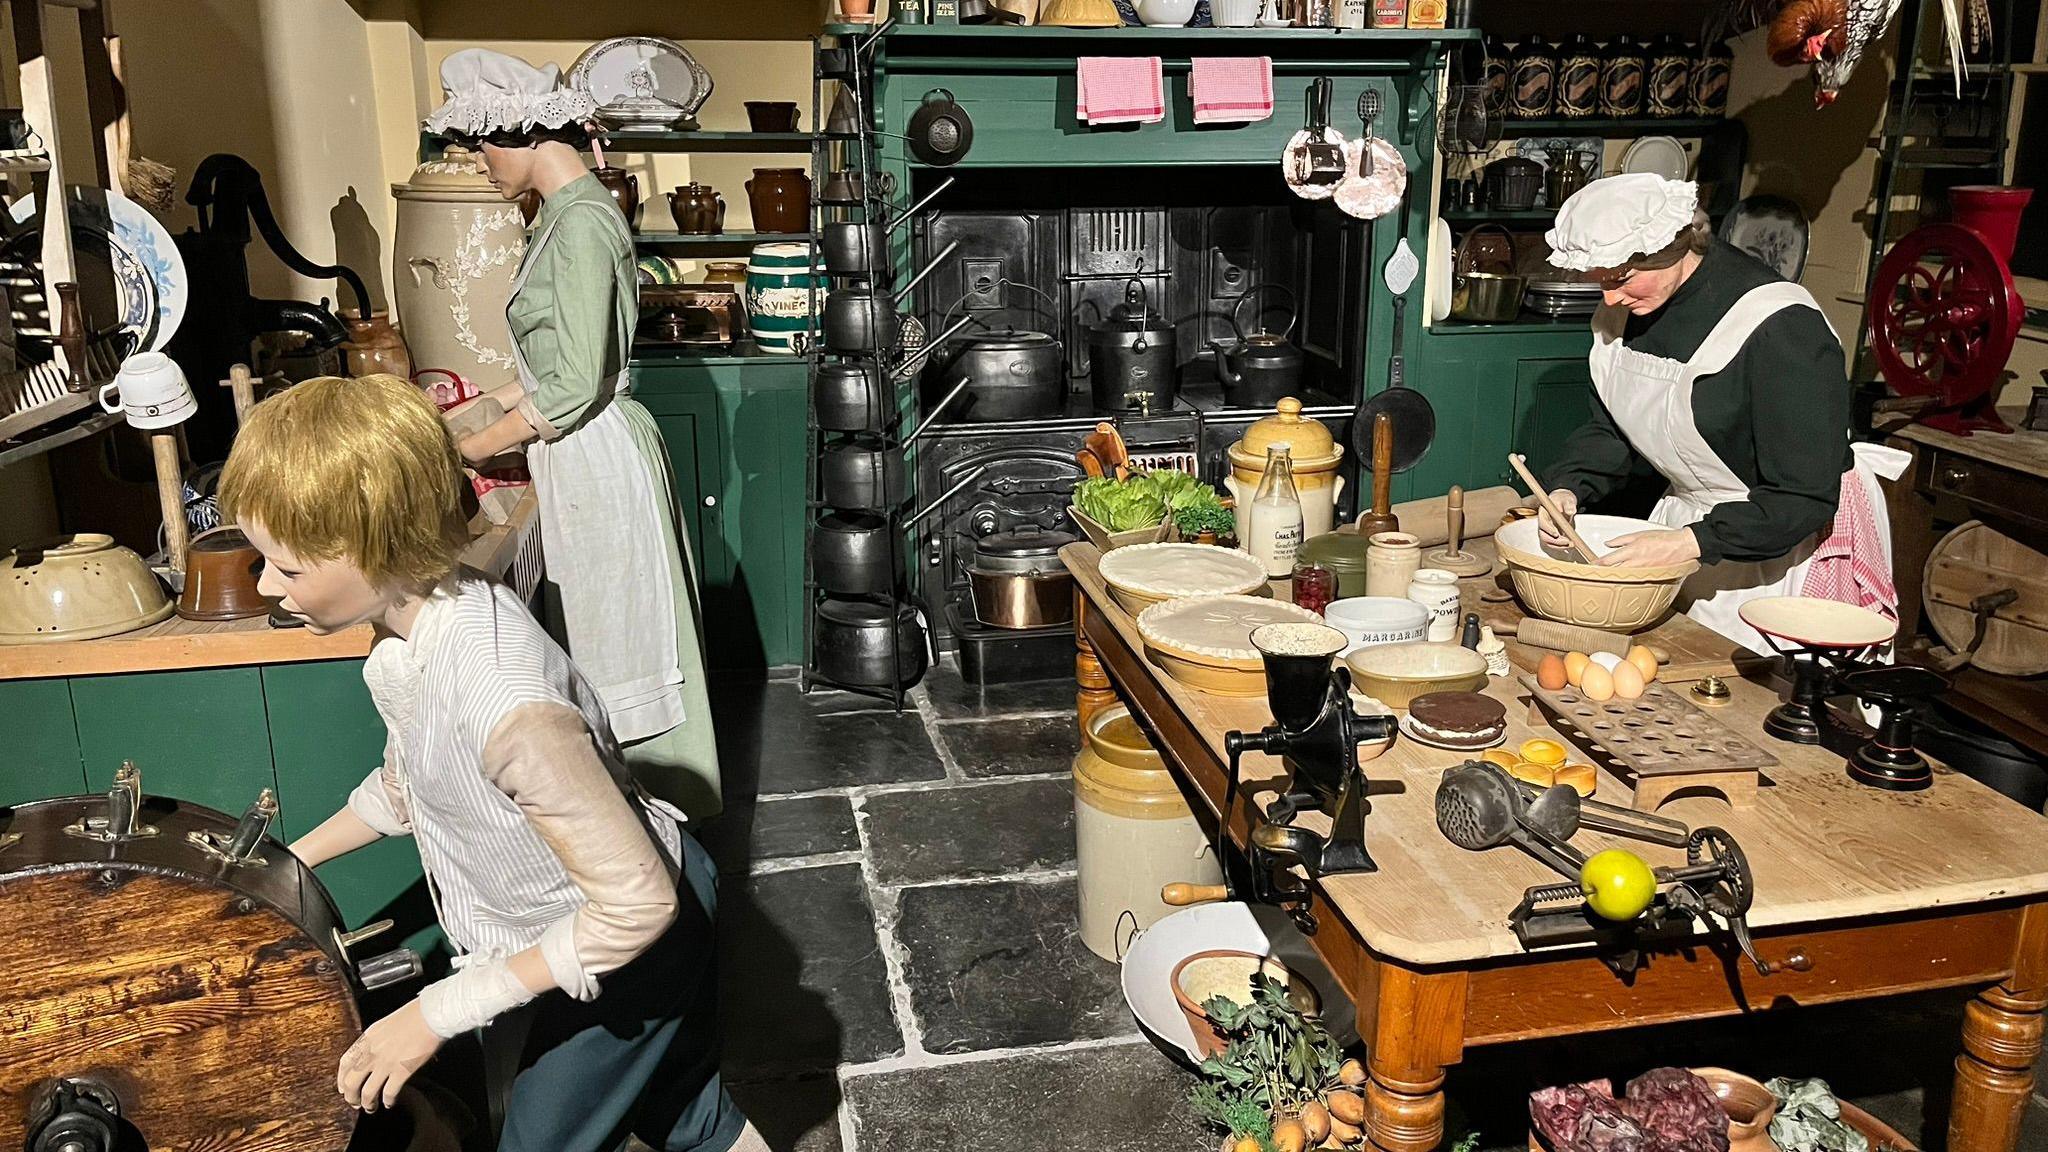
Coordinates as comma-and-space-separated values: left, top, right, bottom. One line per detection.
1563, 651, 1591, 687
1536, 652, 1568, 690
1626, 645, 1659, 684
1611, 659, 1646, 700
1580, 661, 1615, 701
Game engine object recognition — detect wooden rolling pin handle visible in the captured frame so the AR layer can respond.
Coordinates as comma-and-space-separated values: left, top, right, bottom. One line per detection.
1161, 883, 1229, 907
1371, 412, 1393, 513
1446, 484, 1466, 554
152, 432, 188, 575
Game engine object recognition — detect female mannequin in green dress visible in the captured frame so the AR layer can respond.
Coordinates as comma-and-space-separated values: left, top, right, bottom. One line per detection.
431, 49, 721, 820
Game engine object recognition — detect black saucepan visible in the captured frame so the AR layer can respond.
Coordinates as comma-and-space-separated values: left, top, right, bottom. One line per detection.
822, 176, 955, 278
823, 239, 961, 353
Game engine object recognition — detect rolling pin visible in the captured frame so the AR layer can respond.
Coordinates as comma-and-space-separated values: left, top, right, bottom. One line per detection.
1356, 412, 1399, 536
152, 431, 188, 576
1378, 485, 1520, 548
1498, 619, 1669, 663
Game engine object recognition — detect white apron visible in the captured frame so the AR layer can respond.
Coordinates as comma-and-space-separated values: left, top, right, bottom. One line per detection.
511, 202, 686, 742
1588, 282, 1909, 655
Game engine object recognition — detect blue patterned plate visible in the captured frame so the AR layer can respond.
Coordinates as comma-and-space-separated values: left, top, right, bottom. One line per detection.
11, 186, 186, 351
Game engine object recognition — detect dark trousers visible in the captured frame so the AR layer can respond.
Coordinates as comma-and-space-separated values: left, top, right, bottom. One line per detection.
490, 831, 743, 1152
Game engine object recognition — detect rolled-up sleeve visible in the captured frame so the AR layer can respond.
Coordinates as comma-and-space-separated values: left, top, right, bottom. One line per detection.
347, 764, 411, 837
480, 701, 677, 998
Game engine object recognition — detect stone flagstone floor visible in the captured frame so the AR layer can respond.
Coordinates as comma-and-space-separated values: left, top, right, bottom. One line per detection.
686, 661, 2048, 1152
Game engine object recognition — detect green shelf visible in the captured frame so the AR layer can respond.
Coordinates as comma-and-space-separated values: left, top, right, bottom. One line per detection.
600, 130, 850, 152
631, 345, 803, 366
1496, 117, 1727, 137
1428, 314, 1594, 335
825, 22, 1479, 44
1443, 208, 1557, 222
635, 230, 816, 250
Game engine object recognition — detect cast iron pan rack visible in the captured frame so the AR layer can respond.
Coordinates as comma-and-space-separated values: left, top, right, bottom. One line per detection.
802, 21, 933, 710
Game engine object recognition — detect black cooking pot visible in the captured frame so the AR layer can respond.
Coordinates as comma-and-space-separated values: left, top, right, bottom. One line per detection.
1918, 702, 2048, 810
823, 239, 960, 352
944, 329, 1065, 422
822, 177, 954, 278
815, 361, 891, 434
813, 511, 897, 595
906, 88, 974, 166
1079, 278, 1177, 415
820, 438, 905, 510
815, 599, 930, 689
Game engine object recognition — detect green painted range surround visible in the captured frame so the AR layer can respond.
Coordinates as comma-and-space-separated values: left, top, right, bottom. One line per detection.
856, 23, 1597, 504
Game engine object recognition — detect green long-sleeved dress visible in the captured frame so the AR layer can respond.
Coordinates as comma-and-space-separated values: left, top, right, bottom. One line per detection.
508, 172, 721, 820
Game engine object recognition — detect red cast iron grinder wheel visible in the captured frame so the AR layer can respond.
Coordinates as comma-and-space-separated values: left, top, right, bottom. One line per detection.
1869, 223, 2022, 435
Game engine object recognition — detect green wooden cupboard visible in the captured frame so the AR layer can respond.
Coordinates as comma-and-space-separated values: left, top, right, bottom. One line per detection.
633, 353, 810, 670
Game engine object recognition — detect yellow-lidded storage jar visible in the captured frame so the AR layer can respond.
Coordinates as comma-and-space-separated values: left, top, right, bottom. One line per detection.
1074, 704, 1222, 961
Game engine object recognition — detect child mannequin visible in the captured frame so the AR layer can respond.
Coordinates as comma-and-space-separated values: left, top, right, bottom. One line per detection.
218, 375, 762, 1152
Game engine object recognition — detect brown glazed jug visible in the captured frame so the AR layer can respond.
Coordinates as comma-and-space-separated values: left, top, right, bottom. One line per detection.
669, 183, 726, 234
701, 260, 748, 290
593, 165, 640, 232
342, 311, 414, 380
746, 167, 811, 234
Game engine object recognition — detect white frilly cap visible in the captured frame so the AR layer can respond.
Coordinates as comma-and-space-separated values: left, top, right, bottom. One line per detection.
424, 48, 598, 137
1544, 174, 1700, 271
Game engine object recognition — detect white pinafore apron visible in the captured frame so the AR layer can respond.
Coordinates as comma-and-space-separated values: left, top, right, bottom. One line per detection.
1588, 282, 1908, 655
510, 202, 687, 742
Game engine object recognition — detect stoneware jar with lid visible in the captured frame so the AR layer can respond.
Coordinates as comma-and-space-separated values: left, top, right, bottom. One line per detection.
1224, 397, 1347, 544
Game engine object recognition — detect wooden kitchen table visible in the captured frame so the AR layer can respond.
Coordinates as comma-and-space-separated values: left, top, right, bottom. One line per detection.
1065, 541, 2048, 1152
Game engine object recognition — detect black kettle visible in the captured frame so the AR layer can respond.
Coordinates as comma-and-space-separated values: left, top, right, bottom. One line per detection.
1080, 278, 1178, 415
1208, 284, 1303, 407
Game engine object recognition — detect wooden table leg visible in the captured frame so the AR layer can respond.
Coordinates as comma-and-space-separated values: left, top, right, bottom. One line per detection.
1950, 904, 2048, 1152
1075, 595, 1115, 734
1365, 965, 1468, 1152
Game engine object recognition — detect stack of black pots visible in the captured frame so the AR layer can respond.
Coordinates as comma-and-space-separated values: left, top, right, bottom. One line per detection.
806, 34, 931, 703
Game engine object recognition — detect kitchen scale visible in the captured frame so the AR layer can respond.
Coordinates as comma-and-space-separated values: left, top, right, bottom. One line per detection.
1738, 597, 1942, 792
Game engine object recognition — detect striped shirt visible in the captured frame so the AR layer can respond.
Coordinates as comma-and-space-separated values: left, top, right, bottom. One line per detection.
348, 573, 684, 964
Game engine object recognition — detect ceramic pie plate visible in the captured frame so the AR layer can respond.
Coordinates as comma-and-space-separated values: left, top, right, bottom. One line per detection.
1427, 217, 1454, 324
1738, 595, 1898, 650
1137, 594, 1325, 696
1101, 543, 1269, 615
1620, 135, 1689, 181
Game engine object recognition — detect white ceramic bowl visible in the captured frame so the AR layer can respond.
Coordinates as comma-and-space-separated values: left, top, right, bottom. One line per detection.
1324, 596, 1429, 653
1120, 901, 1357, 1064
1134, 0, 1197, 23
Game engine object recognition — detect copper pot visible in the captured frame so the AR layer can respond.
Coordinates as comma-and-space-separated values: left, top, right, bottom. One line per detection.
593, 165, 640, 231
668, 183, 725, 234
177, 527, 268, 621
746, 168, 811, 234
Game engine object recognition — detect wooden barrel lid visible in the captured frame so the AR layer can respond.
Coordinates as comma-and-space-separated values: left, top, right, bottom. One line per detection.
1924, 519, 2048, 677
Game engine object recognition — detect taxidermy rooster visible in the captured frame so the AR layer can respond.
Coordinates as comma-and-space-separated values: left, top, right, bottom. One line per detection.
1716, 0, 1984, 107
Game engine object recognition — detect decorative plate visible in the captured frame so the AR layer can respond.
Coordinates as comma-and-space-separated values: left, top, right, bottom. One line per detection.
11, 186, 186, 352
636, 253, 682, 286
1619, 135, 1689, 182
568, 37, 713, 130
1427, 216, 1454, 324
1512, 136, 1602, 209
1718, 194, 1810, 283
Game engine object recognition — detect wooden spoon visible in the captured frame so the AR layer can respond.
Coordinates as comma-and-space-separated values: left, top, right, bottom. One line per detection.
1507, 453, 1597, 565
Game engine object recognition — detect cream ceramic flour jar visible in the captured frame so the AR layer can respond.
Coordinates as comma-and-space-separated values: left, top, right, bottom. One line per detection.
391, 146, 525, 393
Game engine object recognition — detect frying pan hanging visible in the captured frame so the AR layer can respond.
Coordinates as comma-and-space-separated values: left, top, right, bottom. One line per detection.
1353, 294, 1435, 472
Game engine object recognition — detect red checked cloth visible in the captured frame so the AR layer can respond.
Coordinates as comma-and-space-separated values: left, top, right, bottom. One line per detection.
1077, 56, 1165, 125
1191, 57, 1274, 124
1799, 466, 1898, 620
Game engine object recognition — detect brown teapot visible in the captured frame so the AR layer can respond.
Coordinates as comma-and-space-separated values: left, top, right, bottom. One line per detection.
592, 165, 640, 232
668, 183, 725, 235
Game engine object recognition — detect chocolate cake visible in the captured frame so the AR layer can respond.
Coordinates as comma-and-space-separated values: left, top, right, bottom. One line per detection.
1404, 691, 1508, 750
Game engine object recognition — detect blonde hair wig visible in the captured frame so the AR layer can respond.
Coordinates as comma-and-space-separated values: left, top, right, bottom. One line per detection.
220, 374, 470, 594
